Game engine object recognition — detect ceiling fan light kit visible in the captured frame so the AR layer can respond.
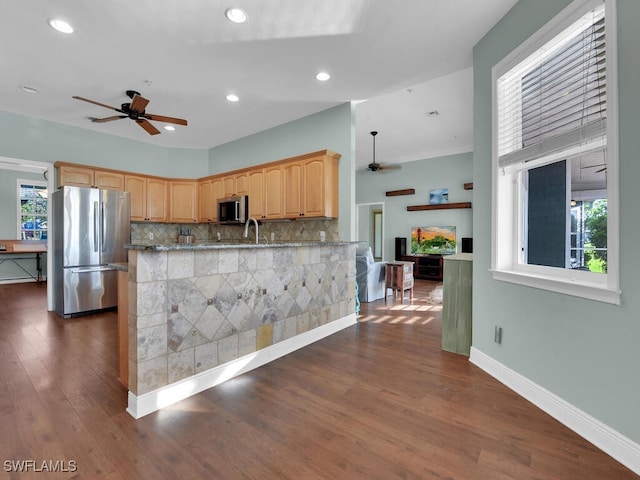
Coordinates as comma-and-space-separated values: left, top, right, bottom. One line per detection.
72, 89, 188, 136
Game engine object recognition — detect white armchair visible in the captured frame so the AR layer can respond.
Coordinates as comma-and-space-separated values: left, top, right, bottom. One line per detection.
355, 244, 386, 302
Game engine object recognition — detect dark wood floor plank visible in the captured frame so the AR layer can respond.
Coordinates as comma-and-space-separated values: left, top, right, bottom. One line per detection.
0, 281, 636, 479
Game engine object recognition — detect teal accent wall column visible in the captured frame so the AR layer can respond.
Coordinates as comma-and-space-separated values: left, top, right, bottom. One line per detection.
473, 0, 640, 444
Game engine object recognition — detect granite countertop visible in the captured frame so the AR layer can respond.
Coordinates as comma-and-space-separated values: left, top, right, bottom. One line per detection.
108, 262, 129, 271
126, 241, 357, 252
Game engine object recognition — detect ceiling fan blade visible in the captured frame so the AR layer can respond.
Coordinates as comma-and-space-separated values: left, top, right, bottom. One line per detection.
144, 113, 188, 126
136, 119, 161, 135
91, 115, 127, 123
581, 163, 607, 169
380, 165, 402, 171
130, 94, 150, 113
72, 96, 123, 113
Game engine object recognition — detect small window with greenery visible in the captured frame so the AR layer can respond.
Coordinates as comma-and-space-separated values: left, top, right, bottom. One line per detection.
491, 0, 619, 304
18, 181, 48, 240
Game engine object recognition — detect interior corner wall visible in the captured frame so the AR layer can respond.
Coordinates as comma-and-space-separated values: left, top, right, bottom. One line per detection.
0, 110, 209, 178
355, 152, 473, 261
473, 0, 640, 444
207, 103, 356, 241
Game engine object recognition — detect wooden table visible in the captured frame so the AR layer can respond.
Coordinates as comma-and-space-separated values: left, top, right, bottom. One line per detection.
0, 240, 47, 282
385, 261, 414, 303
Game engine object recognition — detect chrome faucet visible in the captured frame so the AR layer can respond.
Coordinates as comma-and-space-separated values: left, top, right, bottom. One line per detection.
243, 217, 259, 244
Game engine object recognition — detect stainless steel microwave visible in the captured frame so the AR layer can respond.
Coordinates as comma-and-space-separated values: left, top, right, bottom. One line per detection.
217, 195, 248, 224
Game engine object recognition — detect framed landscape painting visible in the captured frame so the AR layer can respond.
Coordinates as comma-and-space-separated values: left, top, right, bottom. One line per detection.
411, 226, 456, 255
429, 188, 449, 204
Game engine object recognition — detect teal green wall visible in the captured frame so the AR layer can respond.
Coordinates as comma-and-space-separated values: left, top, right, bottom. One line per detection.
473, 0, 640, 443
209, 103, 356, 240
0, 170, 45, 239
356, 152, 473, 261
0, 111, 209, 178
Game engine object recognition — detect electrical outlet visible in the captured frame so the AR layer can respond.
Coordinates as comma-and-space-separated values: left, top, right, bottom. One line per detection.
148, 232, 154, 240
494, 326, 503, 344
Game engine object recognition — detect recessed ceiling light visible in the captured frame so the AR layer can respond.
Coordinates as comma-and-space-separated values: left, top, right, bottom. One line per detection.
48, 18, 74, 34
164, 125, 175, 131
226, 94, 240, 102
21, 85, 39, 94
315, 72, 331, 82
225, 8, 247, 24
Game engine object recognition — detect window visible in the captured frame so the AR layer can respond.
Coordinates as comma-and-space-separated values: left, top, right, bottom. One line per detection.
491, 0, 619, 304
18, 180, 48, 240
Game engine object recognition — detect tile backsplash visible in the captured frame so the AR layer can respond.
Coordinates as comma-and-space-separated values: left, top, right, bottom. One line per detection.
131, 219, 339, 245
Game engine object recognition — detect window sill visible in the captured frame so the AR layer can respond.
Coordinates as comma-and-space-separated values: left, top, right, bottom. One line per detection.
490, 269, 621, 305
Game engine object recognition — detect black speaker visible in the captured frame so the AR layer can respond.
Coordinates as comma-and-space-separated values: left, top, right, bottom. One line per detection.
395, 237, 407, 260
461, 237, 473, 253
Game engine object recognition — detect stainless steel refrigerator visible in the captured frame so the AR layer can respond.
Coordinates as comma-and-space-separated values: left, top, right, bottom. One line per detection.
53, 186, 130, 318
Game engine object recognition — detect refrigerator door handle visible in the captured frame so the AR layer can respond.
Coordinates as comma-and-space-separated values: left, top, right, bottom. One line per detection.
93, 201, 99, 252
101, 201, 106, 252
71, 266, 116, 274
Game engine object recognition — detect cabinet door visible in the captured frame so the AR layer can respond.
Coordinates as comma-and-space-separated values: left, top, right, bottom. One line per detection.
57, 165, 94, 188
282, 161, 303, 218
198, 180, 212, 222
235, 172, 249, 196
95, 170, 124, 191
170, 181, 197, 223
146, 178, 168, 222
222, 175, 236, 197
264, 165, 283, 219
248, 170, 265, 219
124, 175, 147, 221
302, 157, 325, 217
210, 178, 223, 222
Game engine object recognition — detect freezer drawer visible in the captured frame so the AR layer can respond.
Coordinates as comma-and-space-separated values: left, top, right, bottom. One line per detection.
60, 267, 118, 317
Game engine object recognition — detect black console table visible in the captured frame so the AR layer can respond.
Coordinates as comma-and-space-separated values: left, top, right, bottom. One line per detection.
401, 254, 443, 281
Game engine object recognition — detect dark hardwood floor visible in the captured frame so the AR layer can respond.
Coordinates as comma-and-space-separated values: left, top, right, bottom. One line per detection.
0, 280, 636, 479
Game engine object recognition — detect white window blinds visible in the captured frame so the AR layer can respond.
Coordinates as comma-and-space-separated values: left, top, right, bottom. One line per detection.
497, 3, 606, 168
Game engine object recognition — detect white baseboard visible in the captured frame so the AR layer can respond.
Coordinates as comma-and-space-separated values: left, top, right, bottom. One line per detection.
469, 347, 640, 475
127, 313, 357, 419
0, 277, 46, 285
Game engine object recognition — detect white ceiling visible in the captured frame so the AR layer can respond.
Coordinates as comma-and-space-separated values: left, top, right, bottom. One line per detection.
0, 0, 517, 170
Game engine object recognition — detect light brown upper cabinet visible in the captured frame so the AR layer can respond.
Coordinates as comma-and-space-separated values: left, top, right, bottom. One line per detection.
263, 165, 283, 219
198, 179, 213, 223
302, 154, 339, 218
247, 169, 265, 219
125, 174, 168, 222
282, 153, 339, 219
57, 163, 124, 190
282, 161, 303, 218
169, 180, 198, 223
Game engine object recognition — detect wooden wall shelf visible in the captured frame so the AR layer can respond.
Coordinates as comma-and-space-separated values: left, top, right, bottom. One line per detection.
386, 188, 415, 197
407, 202, 472, 211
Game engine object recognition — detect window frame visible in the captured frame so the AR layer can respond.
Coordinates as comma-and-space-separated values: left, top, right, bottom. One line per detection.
490, 0, 620, 305
17, 179, 48, 240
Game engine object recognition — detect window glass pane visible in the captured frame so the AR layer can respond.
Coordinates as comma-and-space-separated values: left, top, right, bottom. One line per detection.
18, 183, 47, 240
523, 147, 607, 273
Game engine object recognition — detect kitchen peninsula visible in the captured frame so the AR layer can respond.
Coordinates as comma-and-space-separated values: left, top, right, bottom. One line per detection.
124, 240, 356, 418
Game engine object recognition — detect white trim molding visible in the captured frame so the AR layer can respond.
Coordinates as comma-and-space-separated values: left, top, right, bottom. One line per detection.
127, 313, 357, 419
469, 347, 640, 475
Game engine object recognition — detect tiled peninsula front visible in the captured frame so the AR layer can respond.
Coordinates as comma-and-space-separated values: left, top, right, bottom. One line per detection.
125, 242, 357, 417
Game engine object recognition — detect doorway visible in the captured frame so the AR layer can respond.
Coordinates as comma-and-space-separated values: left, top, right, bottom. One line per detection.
0, 156, 54, 310
356, 202, 384, 261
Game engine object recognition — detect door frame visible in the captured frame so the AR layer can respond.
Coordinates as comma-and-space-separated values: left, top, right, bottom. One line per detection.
0, 156, 54, 310
355, 201, 385, 261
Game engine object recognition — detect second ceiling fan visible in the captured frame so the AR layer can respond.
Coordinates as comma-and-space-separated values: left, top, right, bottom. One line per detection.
72, 90, 188, 136
368, 131, 400, 172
